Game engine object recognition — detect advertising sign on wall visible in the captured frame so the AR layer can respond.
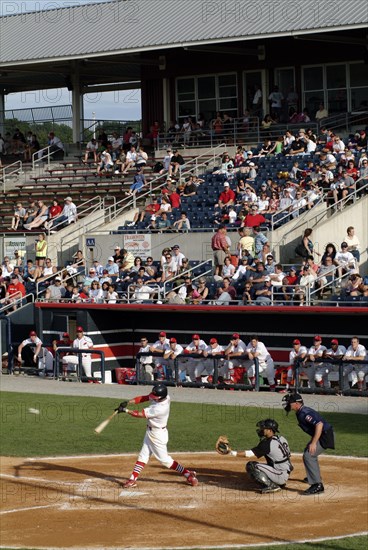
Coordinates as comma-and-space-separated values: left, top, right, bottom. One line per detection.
4, 236, 27, 259
123, 234, 151, 259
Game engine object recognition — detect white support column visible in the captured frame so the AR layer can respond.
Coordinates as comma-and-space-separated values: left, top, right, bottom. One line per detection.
162, 78, 171, 129
0, 92, 5, 137
71, 63, 84, 143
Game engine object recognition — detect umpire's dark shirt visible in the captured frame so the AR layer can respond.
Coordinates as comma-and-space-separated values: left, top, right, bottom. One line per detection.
296, 405, 334, 449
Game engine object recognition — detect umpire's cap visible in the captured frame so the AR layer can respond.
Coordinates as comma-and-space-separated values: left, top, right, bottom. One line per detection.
282, 392, 303, 414
149, 383, 168, 401
256, 418, 279, 438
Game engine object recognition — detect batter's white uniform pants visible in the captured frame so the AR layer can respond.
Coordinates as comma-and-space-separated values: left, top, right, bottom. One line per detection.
243, 358, 276, 385
137, 427, 173, 468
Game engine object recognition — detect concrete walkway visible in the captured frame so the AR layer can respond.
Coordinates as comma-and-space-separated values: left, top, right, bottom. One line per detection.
1, 375, 367, 415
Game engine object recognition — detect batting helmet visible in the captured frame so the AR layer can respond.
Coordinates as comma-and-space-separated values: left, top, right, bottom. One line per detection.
150, 383, 168, 401
282, 392, 303, 414
256, 419, 279, 438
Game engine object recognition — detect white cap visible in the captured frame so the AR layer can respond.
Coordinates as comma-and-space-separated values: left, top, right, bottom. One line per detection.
224, 182, 230, 186
55, 276, 62, 281
108, 256, 114, 262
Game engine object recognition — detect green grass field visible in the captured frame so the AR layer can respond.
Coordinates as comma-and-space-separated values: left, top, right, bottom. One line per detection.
0, 391, 367, 457
1, 391, 367, 550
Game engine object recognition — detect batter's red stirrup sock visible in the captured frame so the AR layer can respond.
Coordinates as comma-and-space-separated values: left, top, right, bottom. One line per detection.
131, 461, 145, 480
170, 461, 190, 477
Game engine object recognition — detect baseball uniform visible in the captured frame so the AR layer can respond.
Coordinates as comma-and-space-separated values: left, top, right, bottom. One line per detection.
138, 343, 154, 381
249, 435, 292, 486
345, 343, 367, 389
163, 342, 184, 381
151, 337, 170, 379
305, 343, 327, 389
185, 339, 207, 381
287, 345, 308, 386
245, 341, 276, 386
317, 345, 346, 389
204, 343, 225, 377
73, 334, 94, 377
225, 339, 247, 381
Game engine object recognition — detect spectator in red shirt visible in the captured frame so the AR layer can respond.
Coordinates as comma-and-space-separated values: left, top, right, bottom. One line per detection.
168, 187, 181, 210
6, 274, 26, 311
211, 225, 230, 277
243, 205, 267, 228
131, 196, 160, 225
218, 182, 236, 208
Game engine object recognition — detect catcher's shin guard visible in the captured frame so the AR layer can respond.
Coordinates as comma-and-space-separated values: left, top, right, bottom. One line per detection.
246, 462, 273, 488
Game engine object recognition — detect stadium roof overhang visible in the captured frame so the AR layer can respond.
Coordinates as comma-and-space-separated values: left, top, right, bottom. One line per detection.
0, 0, 367, 94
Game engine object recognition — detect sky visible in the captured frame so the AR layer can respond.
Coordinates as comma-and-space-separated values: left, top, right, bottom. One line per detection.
3, 0, 142, 122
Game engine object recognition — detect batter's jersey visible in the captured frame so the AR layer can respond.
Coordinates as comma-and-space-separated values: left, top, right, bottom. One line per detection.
251, 435, 292, 472
289, 346, 307, 364
144, 395, 171, 429
296, 405, 335, 449
246, 341, 271, 363
345, 344, 366, 358
73, 336, 93, 355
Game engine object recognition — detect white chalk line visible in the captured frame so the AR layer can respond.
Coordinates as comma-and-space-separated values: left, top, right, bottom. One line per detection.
20, 451, 368, 461
0, 503, 60, 515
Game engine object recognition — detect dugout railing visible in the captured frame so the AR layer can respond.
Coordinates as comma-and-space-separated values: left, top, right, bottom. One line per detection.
54, 347, 106, 383
294, 357, 368, 397
136, 352, 261, 391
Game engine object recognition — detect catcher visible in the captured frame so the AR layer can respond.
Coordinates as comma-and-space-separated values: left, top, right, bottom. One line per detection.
216, 419, 292, 494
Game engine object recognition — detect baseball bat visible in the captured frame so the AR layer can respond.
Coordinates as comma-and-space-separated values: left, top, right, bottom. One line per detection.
94, 410, 118, 434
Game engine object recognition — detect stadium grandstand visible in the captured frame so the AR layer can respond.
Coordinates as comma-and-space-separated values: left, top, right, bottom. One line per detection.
0, 0, 367, 393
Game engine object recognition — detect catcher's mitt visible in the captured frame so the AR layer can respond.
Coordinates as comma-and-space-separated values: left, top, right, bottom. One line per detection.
215, 435, 231, 455
115, 401, 128, 414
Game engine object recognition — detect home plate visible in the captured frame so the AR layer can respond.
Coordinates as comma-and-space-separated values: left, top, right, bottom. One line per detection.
119, 490, 148, 497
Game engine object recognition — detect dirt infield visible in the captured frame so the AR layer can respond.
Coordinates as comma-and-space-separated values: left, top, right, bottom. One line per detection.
1, 453, 367, 549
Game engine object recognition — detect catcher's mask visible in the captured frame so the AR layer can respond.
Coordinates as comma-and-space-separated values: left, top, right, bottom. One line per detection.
149, 383, 168, 401
282, 392, 303, 414
256, 418, 279, 438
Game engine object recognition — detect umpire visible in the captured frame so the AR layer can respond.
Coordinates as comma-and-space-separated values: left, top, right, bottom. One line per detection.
282, 393, 335, 495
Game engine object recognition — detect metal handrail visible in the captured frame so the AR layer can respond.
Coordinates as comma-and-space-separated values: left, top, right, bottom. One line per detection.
102, 145, 228, 226
307, 270, 354, 305
0, 292, 35, 315
126, 283, 162, 303
36, 265, 87, 298
270, 187, 325, 231
46, 195, 103, 235
1, 160, 23, 192
274, 176, 368, 259
317, 110, 368, 134
32, 145, 53, 171
162, 260, 213, 297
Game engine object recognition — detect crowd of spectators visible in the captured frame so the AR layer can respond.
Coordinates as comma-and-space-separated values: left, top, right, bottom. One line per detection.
9, 196, 77, 233
1, 220, 365, 312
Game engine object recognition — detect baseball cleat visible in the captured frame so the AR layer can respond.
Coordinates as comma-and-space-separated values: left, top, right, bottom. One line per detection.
186, 471, 199, 486
122, 479, 137, 489
303, 483, 324, 495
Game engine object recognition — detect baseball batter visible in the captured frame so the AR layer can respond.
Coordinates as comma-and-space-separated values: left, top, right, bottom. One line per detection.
245, 419, 292, 494
282, 392, 335, 495
118, 384, 198, 488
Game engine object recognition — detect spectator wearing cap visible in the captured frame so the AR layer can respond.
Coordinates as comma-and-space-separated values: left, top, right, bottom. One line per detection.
6, 274, 26, 311
184, 334, 207, 383
224, 333, 248, 384
356, 129, 367, 152
47, 196, 77, 231
52, 332, 73, 380
92, 259, 104, 278
320, 339, 347, 391
254, 276, 273, 305
99, 269, 112, 285
105, 256, 119, 279
162, 337, 184, 382
112, 246, 124, 265
218, 182, 236, 209
83, 267, 99, 288
45, 276, 65, 302
72, 327, 94, 380
203, 337, 225, 382
283, 339, 308, 392
281, 266, 298, 302
17, 330, 44, 370
150, 331, 170, 380
303, 336, 327, 390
